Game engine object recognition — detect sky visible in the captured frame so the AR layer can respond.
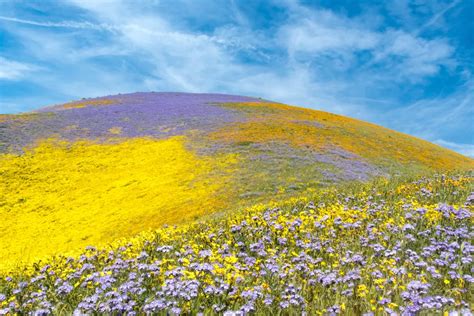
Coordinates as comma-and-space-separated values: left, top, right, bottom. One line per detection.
0, 0, 473, 156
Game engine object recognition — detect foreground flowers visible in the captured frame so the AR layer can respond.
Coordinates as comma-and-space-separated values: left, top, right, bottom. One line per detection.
0, 174, 472, 315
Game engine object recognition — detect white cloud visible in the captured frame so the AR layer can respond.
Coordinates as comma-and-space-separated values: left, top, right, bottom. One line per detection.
378, 30, 454, 78
387, 0, 462, 35
278, 5, 454, 81
53, 1, 255, 95
4, 0, 456, 100
0, 57, 38, 80
279, 9, 379, 57
0, 15, 114, 31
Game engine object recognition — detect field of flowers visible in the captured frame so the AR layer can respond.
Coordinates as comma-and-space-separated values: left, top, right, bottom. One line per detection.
0, 136, 238, 270
1, 173, 472, 315
1, 92, 473, 277
211, 101, 471, 172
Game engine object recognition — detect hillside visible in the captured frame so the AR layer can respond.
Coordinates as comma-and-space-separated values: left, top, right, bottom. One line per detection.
0, 92, 472, 270
1, 173, 472, 314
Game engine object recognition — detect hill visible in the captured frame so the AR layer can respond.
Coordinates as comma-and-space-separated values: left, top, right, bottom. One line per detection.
0, 92, 472, 270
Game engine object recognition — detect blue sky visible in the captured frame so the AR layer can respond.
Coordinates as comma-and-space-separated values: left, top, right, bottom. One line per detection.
0, 0, 473, 156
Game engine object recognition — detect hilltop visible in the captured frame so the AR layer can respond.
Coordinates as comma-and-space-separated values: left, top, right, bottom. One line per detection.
0, 92, 472, 270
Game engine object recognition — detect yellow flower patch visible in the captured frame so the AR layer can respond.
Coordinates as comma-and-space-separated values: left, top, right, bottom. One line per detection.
0, 136, 236, 271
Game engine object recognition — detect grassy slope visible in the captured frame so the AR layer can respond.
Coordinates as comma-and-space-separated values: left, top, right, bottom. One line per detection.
1, 173, 472, 314
212, 102, 472, 172
0, 99, 472, 271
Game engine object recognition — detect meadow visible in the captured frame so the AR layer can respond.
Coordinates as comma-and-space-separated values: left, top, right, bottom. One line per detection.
1, 94, 472, 272
0, 173, 472, 315
0, 93, 473, 315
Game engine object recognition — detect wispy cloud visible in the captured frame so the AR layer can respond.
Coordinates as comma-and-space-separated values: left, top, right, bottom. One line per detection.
0, 15, 114, 31
279, 10, 379, 57
415, 0, 462, 35
0, 57, 38, 80
278, 5, 454, 83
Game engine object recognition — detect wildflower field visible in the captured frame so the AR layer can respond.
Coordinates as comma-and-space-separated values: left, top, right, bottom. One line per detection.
0, 93, 473, 314
0, 173, 472, 315
1, 93, 472, 271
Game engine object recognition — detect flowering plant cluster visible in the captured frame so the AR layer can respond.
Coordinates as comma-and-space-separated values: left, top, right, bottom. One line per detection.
0, 93, 254, 153
1, 173, 472, 315
0, 136, 237, 269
